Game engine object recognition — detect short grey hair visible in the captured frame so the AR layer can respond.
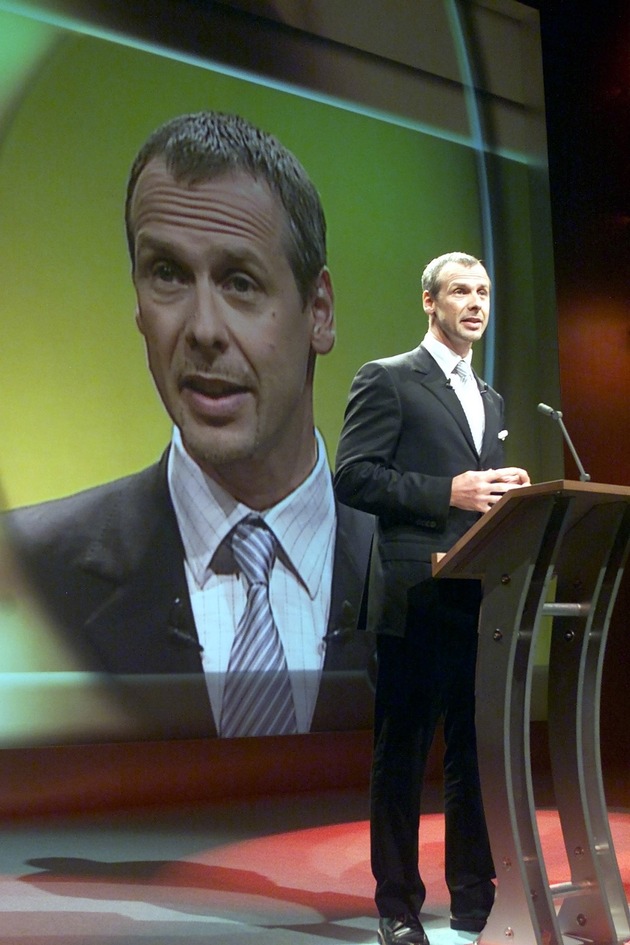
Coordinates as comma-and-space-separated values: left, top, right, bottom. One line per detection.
421, 252, 483, 298
125, 111, 327, 306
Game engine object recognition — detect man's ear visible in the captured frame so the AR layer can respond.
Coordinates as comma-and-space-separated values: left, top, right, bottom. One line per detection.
134, 303, 146, 336
310, 268, 335, 355
422, 289, 435, 318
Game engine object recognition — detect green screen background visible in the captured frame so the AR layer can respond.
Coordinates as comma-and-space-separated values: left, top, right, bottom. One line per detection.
0, 19, 504, 508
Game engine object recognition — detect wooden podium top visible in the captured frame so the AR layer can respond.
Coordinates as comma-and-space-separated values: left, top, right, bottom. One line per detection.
432, 479, 630, 580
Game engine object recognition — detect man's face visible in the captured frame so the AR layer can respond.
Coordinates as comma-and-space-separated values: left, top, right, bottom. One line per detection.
130, 159, 334, 505
423, 261, 490, 356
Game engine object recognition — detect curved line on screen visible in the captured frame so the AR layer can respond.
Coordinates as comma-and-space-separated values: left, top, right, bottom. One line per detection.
445, 0, 496, 388
1, 0, 536, 166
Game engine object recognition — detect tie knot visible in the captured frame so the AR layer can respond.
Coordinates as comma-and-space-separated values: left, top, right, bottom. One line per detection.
454, 359, 472, 382
232, 515, 277, 585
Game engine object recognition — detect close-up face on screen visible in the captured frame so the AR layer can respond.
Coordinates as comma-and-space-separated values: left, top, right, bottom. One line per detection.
0, 0, 555, 746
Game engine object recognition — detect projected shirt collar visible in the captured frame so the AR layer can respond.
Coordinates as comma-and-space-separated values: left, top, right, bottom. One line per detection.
167, 426, 335, 599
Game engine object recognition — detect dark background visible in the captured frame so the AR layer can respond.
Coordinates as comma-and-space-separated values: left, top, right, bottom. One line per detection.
532, 0, 629, 293
525, 0, 629, 769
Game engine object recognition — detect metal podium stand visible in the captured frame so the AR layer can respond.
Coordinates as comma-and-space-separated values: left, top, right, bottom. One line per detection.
432, 481, 630, 945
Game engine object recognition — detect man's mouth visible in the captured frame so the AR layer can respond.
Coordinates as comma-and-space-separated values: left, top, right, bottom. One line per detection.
182, 375, 251, 398
180, 374, 253, 419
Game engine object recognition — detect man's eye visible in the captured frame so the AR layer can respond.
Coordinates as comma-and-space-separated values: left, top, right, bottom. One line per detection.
152, 261, 184, 283
225, 273, 255, 294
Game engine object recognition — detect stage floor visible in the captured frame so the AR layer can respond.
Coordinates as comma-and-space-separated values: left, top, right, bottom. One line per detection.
0, 787, 628, 944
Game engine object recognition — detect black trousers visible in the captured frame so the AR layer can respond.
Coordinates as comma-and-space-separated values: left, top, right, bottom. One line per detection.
370, 578, 495, 917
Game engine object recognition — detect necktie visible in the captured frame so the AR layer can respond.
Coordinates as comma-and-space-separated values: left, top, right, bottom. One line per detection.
220, 515, 297, 737
453, 359, 485, 453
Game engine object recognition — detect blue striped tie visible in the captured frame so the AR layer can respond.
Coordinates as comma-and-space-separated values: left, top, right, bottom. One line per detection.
220, 515, 297, 737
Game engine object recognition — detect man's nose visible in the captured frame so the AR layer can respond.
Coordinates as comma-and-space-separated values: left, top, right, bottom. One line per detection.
186, 283, 230, 350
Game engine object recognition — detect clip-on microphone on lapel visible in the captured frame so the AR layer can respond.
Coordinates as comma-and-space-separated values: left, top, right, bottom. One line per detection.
166, 597, 203, 651
323, 600, 356, 645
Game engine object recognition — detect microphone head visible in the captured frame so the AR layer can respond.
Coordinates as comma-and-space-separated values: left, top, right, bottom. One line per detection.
537, 402, 562, 420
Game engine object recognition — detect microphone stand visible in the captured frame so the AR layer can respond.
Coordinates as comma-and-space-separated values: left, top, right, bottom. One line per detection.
537, 403, 591, 482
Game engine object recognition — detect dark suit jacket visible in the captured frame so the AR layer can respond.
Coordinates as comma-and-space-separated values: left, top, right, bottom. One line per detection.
334, 345, 505, 637
6, 451, 375, 738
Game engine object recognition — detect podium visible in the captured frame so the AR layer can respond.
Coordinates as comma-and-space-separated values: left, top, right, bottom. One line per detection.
432, 481, 630, 945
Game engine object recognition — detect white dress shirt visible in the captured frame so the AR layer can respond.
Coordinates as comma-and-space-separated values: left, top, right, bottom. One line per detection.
421, 331, 485, 452
167, 427, 336, 734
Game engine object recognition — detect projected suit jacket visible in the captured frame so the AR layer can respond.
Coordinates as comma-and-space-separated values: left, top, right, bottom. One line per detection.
6, 451, 375, 738
334, 344, 506, 636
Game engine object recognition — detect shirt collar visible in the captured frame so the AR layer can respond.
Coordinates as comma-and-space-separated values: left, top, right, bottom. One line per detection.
167, 427, 335, 599
421, 330, 473, 379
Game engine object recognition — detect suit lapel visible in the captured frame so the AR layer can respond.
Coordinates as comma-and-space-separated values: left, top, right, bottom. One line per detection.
76, 456, 215, 736
411, 346, 479, 455
410, 345, 504, 462
77, 456, 206, 676
310, 501, 376, 731
323, 499, 373, 663
479, 382, 504, 463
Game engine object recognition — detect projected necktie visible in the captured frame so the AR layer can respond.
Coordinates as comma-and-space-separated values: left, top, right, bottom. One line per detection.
220, 515, 298, 737
453, 359, 485, 453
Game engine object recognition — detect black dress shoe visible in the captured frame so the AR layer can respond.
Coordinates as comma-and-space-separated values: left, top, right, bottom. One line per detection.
378, 914, 430, 944
450, 913, 488, 933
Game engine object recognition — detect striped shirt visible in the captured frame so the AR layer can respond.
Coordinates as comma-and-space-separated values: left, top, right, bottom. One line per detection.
167, 426, 336, 733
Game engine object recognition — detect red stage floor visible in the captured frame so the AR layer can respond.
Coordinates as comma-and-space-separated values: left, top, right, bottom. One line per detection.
0, 789, 628, 944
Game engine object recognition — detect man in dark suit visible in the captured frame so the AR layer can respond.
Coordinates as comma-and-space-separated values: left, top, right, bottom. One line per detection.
334, 252, 530, 945
6, 111, 374, 740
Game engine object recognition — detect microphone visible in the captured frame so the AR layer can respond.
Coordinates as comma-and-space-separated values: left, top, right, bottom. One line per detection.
323, 600, 356, 644
167, 597, 204, 651
537, 403, 591, 482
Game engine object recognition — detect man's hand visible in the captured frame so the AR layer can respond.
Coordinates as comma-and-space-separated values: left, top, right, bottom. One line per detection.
451, 467, 531, 513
